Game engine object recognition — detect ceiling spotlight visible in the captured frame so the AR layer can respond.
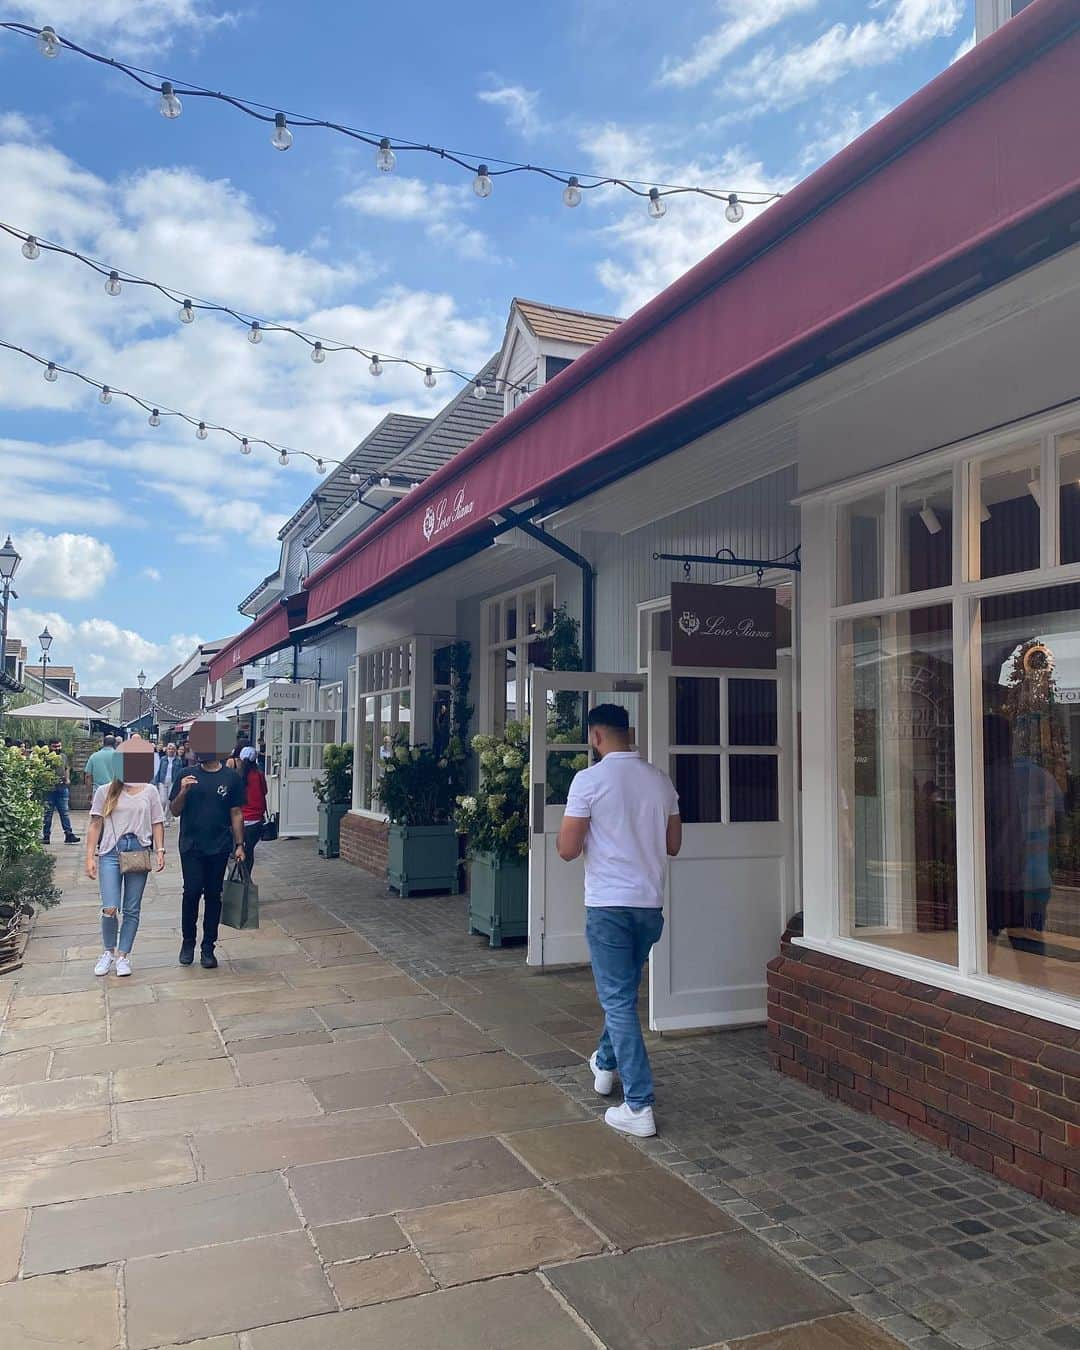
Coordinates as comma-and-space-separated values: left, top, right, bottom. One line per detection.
919, 501, 942, 535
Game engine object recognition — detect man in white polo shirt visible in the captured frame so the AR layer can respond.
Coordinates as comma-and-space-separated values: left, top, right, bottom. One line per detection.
557, 703, 681, 1137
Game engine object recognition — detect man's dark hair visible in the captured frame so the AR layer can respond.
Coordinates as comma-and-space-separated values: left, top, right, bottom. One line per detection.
587, 703, 630, 733
103, 734, 115, 747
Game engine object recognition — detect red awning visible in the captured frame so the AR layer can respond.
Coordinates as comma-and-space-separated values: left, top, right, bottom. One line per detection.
208, 597, 301, 684
305, 0, 1080, 624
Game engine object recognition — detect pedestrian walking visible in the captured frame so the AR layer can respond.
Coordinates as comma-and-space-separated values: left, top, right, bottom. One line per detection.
42, 738, 80, 845
84, 737, 165, 978
85, 734, 121, 791
557, 704, 681, 1138
154, 742, 182, 826
170, 724, 245, 969
235, 745, 269, 874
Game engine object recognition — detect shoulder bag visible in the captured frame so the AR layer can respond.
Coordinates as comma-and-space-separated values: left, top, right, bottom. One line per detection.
105, 792, 154, 875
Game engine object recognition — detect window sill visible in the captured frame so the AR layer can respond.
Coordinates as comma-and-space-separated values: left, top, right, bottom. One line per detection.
350, 807, 388, 823
792, 933, 1080, 1032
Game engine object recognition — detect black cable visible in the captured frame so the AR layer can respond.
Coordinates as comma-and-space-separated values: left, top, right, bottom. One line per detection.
1, 22, 783, 207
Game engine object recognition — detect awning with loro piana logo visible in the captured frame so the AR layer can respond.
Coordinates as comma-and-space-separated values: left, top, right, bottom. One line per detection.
300, 0, 1080, 627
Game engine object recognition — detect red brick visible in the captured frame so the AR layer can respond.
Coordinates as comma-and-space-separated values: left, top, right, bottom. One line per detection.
1027, 1019, 1080, 1049
944, 1013, 994, 1046
1013, 1060, 1064, 1094
889, 1091, 927, 1122
967, 1043, 1013, 1076
946, 1093, 991, 1133
924, 1029, 967, 1059
1012, 1147, 1066, 1187
965, 1125, 1015, 1162
868, 988, 913, 1017
943, 1055, 991, 1091
984, 1028, 1044, 1063
1038, 1092, 1080, 1129
837, 1085, 872, 1113
1014, 1103, 1067, 1141
1038, 1134, 1076, 1169
966, 1083, 1015, 1118
1039, 1045, 1080, 1079
989, 1071, 1037, 1107
871, 1100, 909, 1129
950, 1138, 992, 1171
988, 1113, 1038, 1152
908, 1118, 949, 1149
1041, 1180, 1080, 1215
992, 1156, 1043, 1199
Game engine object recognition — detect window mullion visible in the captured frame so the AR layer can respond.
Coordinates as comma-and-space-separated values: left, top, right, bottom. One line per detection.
953, 595, 981, 979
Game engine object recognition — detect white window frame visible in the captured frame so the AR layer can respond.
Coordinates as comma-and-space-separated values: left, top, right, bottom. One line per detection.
353, 641, 415, 819
480, 576, 556, 734
801, 399, 1080, 1030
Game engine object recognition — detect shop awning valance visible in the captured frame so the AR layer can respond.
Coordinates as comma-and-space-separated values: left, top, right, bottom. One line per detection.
304, 0, 1080, 625
208, 595, 306, 683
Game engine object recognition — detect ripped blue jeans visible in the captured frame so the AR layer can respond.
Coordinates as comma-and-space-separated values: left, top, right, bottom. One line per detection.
98, 849, 148, 954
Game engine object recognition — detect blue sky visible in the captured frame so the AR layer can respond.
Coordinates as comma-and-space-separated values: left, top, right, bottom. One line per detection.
0, 0, 974, 693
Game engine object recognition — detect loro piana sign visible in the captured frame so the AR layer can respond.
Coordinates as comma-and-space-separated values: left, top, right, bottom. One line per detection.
670, 582, 778, 669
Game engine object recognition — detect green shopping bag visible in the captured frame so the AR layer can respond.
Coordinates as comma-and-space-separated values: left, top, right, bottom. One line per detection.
221, 860, 260, 930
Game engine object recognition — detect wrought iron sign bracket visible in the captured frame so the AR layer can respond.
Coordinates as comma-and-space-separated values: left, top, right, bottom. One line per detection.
652, 546, 801, 586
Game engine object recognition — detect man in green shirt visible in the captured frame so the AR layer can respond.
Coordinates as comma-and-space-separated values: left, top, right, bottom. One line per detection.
85, 735, 120, 791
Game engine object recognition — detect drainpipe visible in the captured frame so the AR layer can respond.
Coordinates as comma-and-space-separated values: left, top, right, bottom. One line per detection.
498, 509, 595, 672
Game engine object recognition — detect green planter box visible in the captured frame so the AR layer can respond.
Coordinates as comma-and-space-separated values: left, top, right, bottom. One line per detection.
387, 823, 459, 897
317, 803, 350, 859
468, 851, 527, 948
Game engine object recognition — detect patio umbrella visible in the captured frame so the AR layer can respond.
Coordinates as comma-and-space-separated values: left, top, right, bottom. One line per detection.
6, 697, 101, 720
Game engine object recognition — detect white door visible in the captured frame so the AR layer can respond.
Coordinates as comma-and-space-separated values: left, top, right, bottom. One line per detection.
280, 712, 340, 837
648, 651, 796, 1030
527, 670, 648, 967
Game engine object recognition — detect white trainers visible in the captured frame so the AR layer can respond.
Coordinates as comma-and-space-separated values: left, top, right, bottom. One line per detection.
604, 1102, 656, 1137
589, 1052, 615, 1096
93, 951, 113, 977
115, 955, 132, 977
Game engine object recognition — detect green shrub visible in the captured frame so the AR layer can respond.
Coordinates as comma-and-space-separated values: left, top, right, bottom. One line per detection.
454, 723, 530, 863
0, 745, 61, 910
376, 735, 460, 826
313, 743, 353, 805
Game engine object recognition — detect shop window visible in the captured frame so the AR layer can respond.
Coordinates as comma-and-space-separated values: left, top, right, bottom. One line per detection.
974, 442, 1042, 579
837, 493, 885, 605
836, 606, 958, 965
1057, 432, 1080, 566
898, 471, 953, 593
355, 641, 413, 812
674, 677, 721, 745
728, 679, 778, 746
979, 582, 1080, 1001
730, 755, 779, 822
673, 755, 724, 823
483, 578, 556, 734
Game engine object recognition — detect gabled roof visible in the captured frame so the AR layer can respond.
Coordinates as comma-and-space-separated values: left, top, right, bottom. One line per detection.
80, 695, 119, 711
25, 665, 76, 679
386, 355, 502, 481
4, 638, 25, 656
513, 299, 622, 346
279, 413, 431, 542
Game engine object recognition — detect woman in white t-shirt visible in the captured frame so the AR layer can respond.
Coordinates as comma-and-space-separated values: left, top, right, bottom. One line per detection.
85, 776, 165, 977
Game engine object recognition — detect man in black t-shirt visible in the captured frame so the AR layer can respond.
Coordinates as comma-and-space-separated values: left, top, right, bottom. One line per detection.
170, 727, 245, 969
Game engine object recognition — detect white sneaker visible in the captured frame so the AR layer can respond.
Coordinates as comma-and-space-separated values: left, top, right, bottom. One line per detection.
605, 1102, 656, 1137
93, 951, 113, 977
589, 1052, 615, 1096
115, 955, 132, 977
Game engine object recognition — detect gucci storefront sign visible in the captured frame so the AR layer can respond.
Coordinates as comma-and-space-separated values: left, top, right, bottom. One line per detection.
671, 582, 778, 669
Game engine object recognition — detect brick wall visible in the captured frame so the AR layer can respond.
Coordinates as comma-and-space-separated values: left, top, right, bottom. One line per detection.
339, 812, 388, 879
768, 937, 1080, 1214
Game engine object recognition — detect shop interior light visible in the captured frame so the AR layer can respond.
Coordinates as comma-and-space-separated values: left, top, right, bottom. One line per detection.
919, 501, 942, 535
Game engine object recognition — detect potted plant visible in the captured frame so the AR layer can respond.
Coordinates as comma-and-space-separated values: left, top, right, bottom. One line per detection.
314, 743, 353, 859
377, 735, 461, 896
455, 722, 530, 946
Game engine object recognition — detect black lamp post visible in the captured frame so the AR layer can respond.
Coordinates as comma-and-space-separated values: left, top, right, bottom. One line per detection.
137, 669, 146, 726
38, 624, 53, 693
0, 536, 20, 727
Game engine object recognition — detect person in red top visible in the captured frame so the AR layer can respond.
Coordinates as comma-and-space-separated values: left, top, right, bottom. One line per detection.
235, 746, 269, 874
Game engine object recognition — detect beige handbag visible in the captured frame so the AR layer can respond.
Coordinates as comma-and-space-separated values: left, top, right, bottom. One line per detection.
106, 799, 154, 875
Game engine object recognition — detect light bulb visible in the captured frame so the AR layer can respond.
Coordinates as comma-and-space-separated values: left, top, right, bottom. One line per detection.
271, 113, 293, 152
105, 270, 122, 296
38, 25, 59, 58
311, 341, 325, 364
725, 192, 744, 224
473, 379, 487, 401
240, 438, 251, 455
316, 458, 327, 474
562, 176, 582, 208
349, 470, 363, 485
369, 354, 383, 377
248, 321, 262, 344
21, 235, 40, 260
278, 449, 289, 466
99, 386, 112, 405
473, 164, 493, 198
379, 475, 392, 489
648, 188, 666, 219
376, 137, 395, 172
408, 481, 418, 491
424, 367, 436, 389
196, 422, 208, 440
149, 409, 160, 427
178, 299, 194, 324
159, 81, 183, 120
43, 362, 58, 383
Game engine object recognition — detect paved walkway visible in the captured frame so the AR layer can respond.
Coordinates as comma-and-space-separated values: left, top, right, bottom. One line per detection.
0, 823, 1073, 1348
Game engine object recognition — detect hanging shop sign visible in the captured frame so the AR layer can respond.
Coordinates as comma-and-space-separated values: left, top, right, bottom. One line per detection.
266, 682, 304, 710
670, 583, 778, 669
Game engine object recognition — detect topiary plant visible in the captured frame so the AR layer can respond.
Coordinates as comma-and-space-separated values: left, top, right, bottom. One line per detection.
313, 743, 353, 805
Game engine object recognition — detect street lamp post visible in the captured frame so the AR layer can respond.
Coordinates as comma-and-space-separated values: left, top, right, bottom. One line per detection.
0, 536, 21, 732
38, 625, 53, 693
137, 669, 147, 729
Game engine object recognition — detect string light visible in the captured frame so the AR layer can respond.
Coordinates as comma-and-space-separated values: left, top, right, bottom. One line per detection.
278, 449, 289, 465
648, 188, 666, 220
271, 113, 292, 152
725, 193, 744, 224
0, 23, 782, 215
105, 270, 122, 296
20, 234, 39, 259
369, 354, 383, 377
248, 321, 262, 344
0, 219, 537, 398
349, 470, 363, 485
473, 379, 487, 401
316, 457, 326, 474
159, 80, 182, 119
379, 475, 391, 488
311, 341, 325, 364
0, 336, 341, 470
149, 408, 160, 426
563, 176, 582, 209
196, 421, 208, 440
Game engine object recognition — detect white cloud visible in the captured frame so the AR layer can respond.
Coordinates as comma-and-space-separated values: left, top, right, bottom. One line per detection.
7, 603, 201, 693
3, 1, 237, 56
795, 96, 892, 173
340, 177, 498, 262
731, 0, 965, 112
952, 28, 976, 63
7, 529, 116, 601
142, 567, 161, 581
477, 82, 543, 137
658, 0, 818, 89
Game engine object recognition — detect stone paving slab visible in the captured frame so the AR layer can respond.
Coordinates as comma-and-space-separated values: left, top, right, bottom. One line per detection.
308, 1062, 445, 1110
313, 1214, 409, 1262
0, 1265, 121, 1349
556, 1167, 738, 1249
327, 1249, 436, 1308
0, 1105, 111, 1155
116, 1080, 322, 1138
0, 1207, 25, 1281
423, 1049, 541, 1092
235, 1030, 412, 1084
51, 1030, 226, 1077
0, 1074, 109, 1117
397, 1080, 587, 1143
506, 1119, 655, 1181
0, 1138, 196, 1209
194, 1108, 417, 1179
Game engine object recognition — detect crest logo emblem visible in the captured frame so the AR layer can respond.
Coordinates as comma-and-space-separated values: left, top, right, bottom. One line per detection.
422, 506, 436, 541
678, 610, 700, 637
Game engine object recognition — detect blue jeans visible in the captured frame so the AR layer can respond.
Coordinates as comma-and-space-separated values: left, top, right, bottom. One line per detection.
98, 849, 148, 954
586, 906, 664, 1110
42, 786, 75, 840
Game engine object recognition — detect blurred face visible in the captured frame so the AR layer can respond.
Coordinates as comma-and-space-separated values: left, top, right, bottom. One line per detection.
166, 743, 177, 757
120, 738, 155, 784
190, 719, 232, 762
